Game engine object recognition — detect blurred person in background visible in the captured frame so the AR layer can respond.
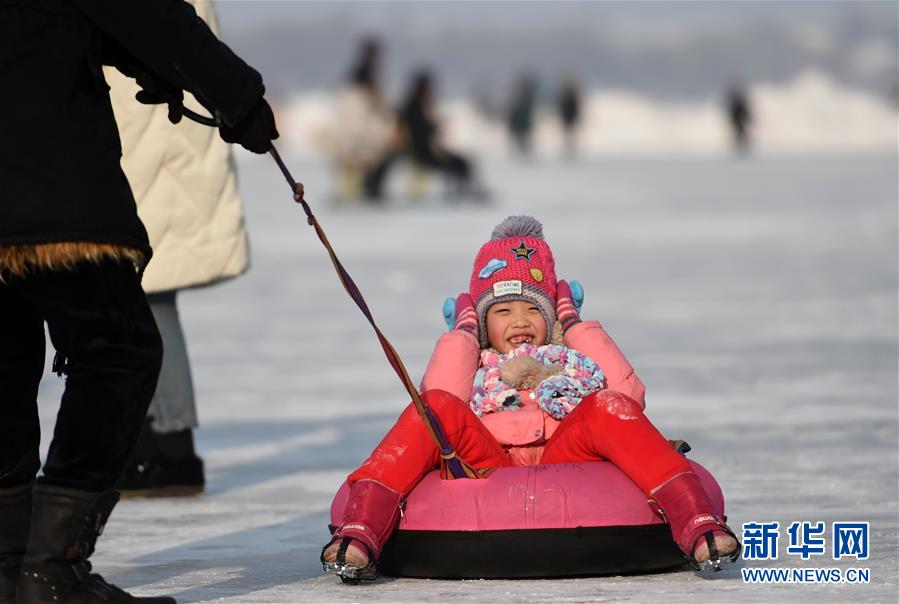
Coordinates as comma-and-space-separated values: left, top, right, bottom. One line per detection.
366, 69, 484, 200
0, 0, 277, 601
557, 76, 582, 157
507, 73, 539, 155
106, 0, 249, 498
725, 82, 754, 154
327, 37, 399, 202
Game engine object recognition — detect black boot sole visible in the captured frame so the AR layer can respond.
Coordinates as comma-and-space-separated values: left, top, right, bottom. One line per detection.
119, 484, 204, 498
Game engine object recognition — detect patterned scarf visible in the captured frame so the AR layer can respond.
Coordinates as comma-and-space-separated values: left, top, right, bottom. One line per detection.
470, 344, 606, 420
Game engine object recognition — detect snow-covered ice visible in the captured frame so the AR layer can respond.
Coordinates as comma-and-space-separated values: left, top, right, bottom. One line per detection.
37, 150, 898, 602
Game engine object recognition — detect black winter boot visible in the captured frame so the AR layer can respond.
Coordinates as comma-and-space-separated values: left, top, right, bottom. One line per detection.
0, 482, 31, 604
117, 419, 204, 498
17, 484, 175, 604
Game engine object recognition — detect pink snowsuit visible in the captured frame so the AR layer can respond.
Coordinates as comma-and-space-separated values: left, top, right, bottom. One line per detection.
348, 321, 691, 497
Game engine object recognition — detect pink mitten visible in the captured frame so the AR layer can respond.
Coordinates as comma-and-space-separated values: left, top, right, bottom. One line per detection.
453, 293, 478, 336
556, 280, 581, 333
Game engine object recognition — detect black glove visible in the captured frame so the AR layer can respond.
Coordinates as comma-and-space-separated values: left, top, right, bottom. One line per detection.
133, 69, 185, 124
219, 98, 279, 153
113, 52, 185, 125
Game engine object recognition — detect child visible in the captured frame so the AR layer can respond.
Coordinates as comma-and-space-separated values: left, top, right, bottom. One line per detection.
322, 216, 739, 580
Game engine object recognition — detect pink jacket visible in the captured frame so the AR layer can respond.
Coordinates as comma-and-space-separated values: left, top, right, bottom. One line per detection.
420, 321, 645, 465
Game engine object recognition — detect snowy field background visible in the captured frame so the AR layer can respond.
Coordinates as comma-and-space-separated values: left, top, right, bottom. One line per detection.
285, 70, 898, 159
38, 149, 897, 602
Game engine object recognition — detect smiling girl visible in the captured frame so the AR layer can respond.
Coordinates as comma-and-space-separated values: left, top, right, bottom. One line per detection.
321, 215, 738, 580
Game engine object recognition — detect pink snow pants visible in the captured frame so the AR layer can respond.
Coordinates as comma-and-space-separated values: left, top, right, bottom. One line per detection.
348, 389, 691, 497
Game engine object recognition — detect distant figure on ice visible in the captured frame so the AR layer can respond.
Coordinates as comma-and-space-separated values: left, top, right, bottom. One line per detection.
328, 37, 399, 201
106, 0, 247, 499
557, 76, 582, 156
507, 73, 539, 155
0, 1, 277, 602
366, 69, 484, 200
321, 215, 740, 581
725, 82, 753, 153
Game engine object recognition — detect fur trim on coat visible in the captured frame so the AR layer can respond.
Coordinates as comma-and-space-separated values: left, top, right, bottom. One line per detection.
0, 243, 145, 282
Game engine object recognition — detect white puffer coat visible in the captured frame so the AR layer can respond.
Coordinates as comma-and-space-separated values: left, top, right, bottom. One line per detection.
105, 1, 249, 293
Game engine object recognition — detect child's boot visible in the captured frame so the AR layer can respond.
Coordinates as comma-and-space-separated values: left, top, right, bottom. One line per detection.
0, 482, 31, 603
650, 471, 740, 574
321, 480, 402, 583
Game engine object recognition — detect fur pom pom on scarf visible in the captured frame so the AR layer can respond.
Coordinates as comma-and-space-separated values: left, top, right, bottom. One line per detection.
471, 344, 606, 420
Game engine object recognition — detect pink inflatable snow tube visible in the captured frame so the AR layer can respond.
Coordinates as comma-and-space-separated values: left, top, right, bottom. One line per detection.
330, 460, 726, 578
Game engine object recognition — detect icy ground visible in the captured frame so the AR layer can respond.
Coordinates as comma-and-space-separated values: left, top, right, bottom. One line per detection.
38, 151, 898, 602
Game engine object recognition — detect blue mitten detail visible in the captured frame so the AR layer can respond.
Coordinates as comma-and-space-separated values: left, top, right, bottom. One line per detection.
569, 280, 584, 312
443, 297, 457, 331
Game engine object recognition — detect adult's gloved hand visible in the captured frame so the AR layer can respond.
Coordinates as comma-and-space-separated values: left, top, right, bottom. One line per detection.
114, 56, 184, 124
117, 60, 185, 124
443, 293, 478, 337
556, 279, 584, 334
219, 97, 279, 153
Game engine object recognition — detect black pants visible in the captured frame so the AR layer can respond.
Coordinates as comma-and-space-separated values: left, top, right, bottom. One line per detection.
0, 259, 162, 491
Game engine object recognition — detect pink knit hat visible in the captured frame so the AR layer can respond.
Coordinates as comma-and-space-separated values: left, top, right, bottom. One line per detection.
469, 216, 557, 348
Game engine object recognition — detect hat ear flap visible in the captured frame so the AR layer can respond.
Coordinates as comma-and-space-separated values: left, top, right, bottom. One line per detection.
550, 320, 565, 345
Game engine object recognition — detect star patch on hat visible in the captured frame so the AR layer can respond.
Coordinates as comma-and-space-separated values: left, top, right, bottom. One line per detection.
510, 241, 536, 261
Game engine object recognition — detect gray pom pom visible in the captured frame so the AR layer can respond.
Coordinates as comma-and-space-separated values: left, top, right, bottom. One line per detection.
491, 215, 544, 240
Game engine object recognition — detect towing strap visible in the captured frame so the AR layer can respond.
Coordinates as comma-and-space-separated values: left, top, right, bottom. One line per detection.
268, 146, 487, 479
